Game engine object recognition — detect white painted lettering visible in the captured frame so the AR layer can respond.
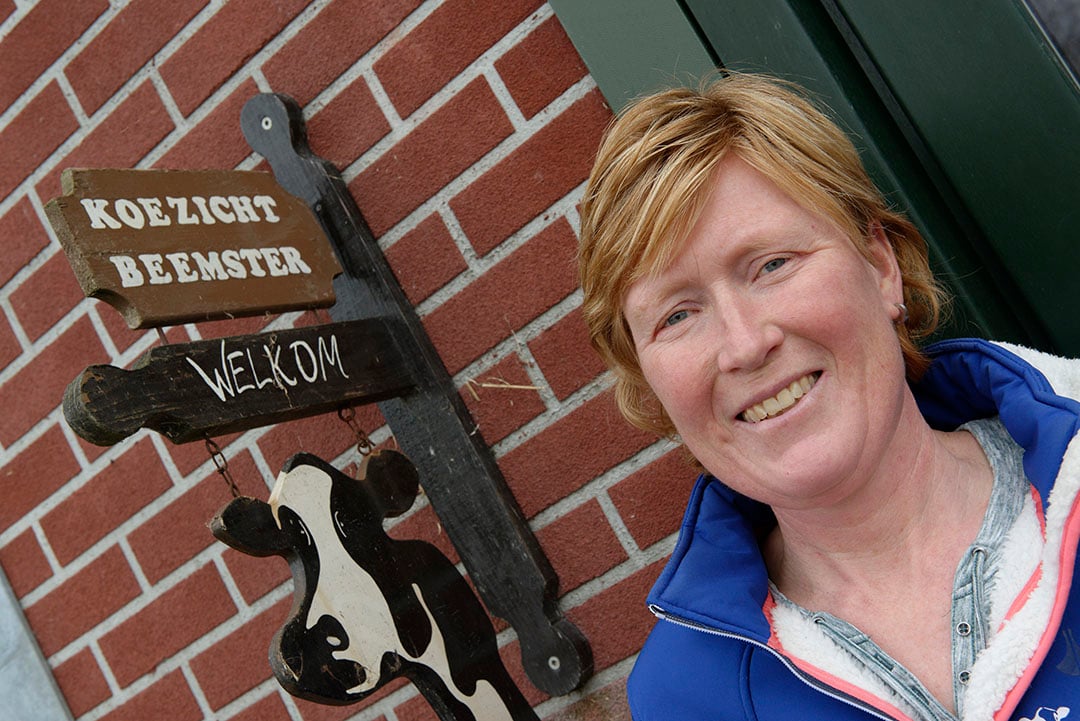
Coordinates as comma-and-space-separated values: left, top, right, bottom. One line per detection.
190, 196, 216, 224
228, 195, 260, 223
252, 195, 280, 222
260, 247, 287, 276
280, 246, 312, 274
291, 340, 320, 382
80, 199, 122, 229
186, 341, 235, 402
221, 249, 247, 279
165, 252, 199, 283
108, 255, 144, 287
317, 334, 348, 379
227, 350, 255, 393
139, 253, 172, 284
238, 248, 267, 277
264, 344, 297, 387
136, 197, 170, 227
166, 196, 199, 225
114, 199, 145, 229
209, 196, 236, 223
246, 348, 275, 389
191, 251, 228, 281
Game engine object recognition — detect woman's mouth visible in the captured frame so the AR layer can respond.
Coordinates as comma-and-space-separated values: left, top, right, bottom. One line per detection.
740, 372, 821, 423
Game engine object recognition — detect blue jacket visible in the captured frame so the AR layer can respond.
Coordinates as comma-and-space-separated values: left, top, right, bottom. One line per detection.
629, 340, 1080, 721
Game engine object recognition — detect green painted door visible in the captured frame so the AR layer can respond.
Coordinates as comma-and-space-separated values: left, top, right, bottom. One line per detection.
554, 0, 1080, 353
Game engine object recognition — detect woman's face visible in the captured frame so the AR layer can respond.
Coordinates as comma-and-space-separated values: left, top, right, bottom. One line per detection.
622, 156, 908, 511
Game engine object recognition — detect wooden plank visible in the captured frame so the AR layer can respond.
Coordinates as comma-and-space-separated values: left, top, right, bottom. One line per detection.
64, 319, 413, 445
44, 168, 342, 329
239, 93, 592, 696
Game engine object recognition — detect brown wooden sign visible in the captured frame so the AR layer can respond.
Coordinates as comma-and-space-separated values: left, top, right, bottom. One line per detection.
64, 319, 414, 445
45, 168, 342, 328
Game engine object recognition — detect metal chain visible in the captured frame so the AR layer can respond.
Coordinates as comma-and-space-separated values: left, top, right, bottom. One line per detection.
205, 436, 240, 498
338, 405, 374, 457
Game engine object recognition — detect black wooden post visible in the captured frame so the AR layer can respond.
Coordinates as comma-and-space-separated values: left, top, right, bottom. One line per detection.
239, 93, 591, 696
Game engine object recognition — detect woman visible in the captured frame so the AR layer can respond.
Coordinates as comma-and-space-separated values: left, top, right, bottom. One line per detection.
578, 73, 1080, 721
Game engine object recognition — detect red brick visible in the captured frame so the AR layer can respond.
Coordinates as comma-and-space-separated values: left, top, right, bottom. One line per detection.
385, 214, 467, 305
100, 562, 236, 687
0, 197, 51, 286
0, 0, 107, 110
461, 354, 545, 445
537, 500, 626, 593
386, 504, 460, 564
0, 317, 109, 446
451, 89, 611, 256
499, 391, 654, 518
95, 300, 146, 355
567, 560, 665, 672
190, 597, 288, 709
53, 647, 111, 717
263, 0, 422, 106
0, 82, 80, 199
609, 450, 698, 550
0, 424, 80, 533
65, 0, 207, 115
0, 314, 20, 376
156, 79, 260, 169
545, 679, 630, 721
257, 406, 383, 476
36, 79, 175, 200
25, 546, 140, 656
349, 77, 512, 236
159, 0, 308, 116
374, 0, 542, 118
221, 546, 291, 604
9, 252, 84, 341
396, 694, 440, 721
0, 1, 13, 23
41, 437, 172, 565
225, 693, 293, 721
495, 15, 588, 120
162, 426, 238, 481
0, 528, 52, 598
307, 77, 391, 173
98, 669, 202, 721
528, 307, 606, 401
422, 219, 579, 374
129, 450, 269, 584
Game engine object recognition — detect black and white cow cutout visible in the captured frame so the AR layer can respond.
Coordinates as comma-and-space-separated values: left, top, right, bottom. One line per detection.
211, 451, 538, 721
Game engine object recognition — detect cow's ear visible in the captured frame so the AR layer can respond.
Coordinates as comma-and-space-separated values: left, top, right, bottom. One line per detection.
361, 450, 419, 518
211, 496, 290, 556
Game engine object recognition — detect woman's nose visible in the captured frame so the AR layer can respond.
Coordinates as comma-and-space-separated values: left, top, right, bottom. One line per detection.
714, 302, 783, 373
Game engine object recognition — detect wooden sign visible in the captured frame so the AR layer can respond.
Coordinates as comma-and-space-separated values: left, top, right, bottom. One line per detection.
212, 451, 538, 720
64, 319, 414, 445
45, 168, 342, 328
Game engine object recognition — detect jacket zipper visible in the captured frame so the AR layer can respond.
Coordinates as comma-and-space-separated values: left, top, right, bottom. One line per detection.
648, 603, 899, 721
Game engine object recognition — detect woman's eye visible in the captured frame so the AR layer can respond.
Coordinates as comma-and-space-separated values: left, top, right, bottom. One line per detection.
760, 257, 787, 275
663, 309, 689, 327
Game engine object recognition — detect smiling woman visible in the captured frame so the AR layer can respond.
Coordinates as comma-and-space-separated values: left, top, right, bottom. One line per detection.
578, 73, 1080, 721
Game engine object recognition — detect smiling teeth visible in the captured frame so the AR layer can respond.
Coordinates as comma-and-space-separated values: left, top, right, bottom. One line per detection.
741, 373, 819, 423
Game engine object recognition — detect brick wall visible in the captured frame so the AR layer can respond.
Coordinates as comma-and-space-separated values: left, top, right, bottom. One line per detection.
0, 1, 692, 719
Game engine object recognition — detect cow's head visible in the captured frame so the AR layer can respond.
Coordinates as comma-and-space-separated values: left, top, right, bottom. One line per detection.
211, 450, 421, 704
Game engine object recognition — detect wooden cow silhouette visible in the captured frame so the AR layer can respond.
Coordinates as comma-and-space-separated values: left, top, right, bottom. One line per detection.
211, 451, 538, 721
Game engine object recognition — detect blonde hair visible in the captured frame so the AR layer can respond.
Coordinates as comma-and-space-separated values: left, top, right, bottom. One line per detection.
578, 73, 946, 435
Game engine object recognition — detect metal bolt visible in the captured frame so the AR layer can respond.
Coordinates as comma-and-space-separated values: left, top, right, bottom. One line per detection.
547, 656, 561, 671
261, 116, 273, 130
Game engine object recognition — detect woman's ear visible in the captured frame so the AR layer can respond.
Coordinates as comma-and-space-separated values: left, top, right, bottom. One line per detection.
866, 220, 904, 309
